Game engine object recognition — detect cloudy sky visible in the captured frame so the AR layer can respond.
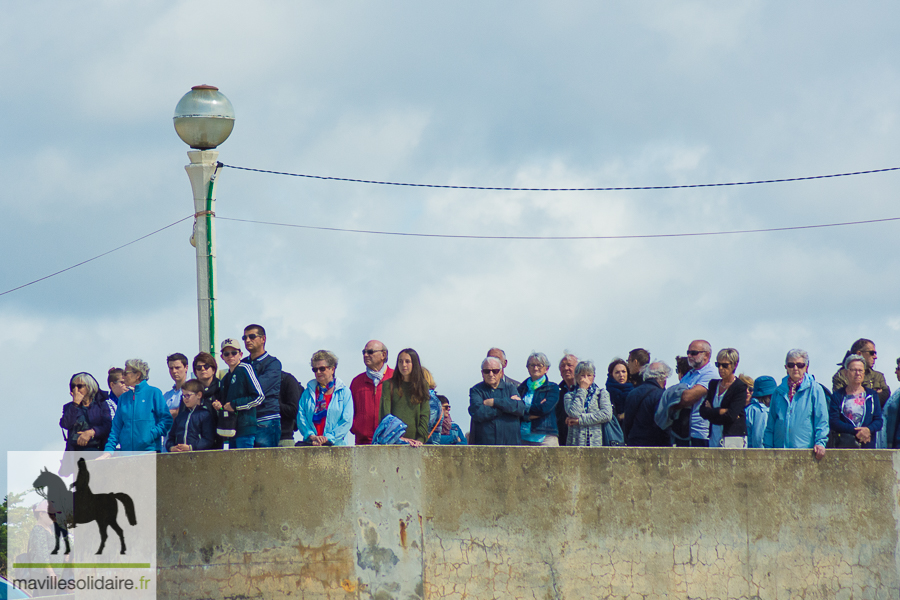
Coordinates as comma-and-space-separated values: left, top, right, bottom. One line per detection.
3, 1, 900, 491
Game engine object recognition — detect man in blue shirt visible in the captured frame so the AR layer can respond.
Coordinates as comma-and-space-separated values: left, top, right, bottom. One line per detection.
675, 340, 716, 447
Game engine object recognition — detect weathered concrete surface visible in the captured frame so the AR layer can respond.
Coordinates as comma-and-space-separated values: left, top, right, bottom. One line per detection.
157, 447, 900, 599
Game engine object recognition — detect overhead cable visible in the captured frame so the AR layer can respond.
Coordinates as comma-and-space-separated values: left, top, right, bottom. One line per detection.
0, 216, 193, 297
221, 163, 900, 192
218, 215, 900, 240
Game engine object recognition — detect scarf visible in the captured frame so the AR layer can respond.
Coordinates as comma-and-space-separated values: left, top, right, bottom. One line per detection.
366, 364, 387, 385
787, 376, 803, 402
605, 378, 634, 398
441, 410, 452, 435
313, 380, 336, 431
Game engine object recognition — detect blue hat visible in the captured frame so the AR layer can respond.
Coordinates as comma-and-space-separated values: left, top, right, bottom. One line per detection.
752, 376, 777, 398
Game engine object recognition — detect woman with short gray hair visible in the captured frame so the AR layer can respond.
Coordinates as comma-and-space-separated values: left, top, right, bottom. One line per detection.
563, 360, 613, 446
103, 359, 172, 453
516, 352, 561, 446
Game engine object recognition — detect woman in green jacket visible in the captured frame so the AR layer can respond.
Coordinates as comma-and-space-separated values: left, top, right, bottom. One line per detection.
380, 348, 430, 445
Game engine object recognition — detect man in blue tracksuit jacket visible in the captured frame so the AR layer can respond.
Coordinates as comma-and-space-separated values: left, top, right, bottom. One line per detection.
241, 324, 282, 448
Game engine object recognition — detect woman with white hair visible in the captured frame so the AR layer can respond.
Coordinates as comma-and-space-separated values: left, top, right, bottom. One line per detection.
517, 352, 561, 446
563, 360, 613, 446
103, 358, 172, 453
763, 349, 829, 459
60, 372, 112, 452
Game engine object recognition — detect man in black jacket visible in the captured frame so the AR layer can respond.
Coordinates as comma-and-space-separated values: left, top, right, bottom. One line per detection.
279, 371, 303, 446
241, 324, 282, 448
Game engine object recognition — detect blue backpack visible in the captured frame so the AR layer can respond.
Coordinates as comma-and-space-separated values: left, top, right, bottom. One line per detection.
372, 415, 411, 445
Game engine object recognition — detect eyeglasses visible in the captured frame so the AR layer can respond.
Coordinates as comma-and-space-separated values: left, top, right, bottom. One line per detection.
527, 363, 545, 369
786, 362, 807, 369
482, 368, 501, 375
241, 333, 259, 341
847, 368, 865, 374
714, 362, 732, 368
221, 350, 239, 357
196, 364, 214, 371
312, 366, 332, 373
362, 349, 383, 355
687, 350, 705, 356
70, 383, 85, 390
125, 370, 139, 376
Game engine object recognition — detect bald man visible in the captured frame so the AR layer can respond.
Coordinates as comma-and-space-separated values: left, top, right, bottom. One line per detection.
350, 340, 393, 445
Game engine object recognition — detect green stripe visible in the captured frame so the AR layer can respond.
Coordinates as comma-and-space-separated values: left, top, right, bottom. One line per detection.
14, 563, 152, 569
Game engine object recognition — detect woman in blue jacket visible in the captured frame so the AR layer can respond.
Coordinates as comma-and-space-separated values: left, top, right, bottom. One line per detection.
828, 354, 883, 449
297, 350, 354, 446
104, 358, 172, 453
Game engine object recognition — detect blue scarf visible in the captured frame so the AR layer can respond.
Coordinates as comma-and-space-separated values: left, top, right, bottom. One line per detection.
313, 380, 336, 425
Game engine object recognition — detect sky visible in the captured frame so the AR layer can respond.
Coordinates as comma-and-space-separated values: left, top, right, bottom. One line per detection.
3, 1, 900, 494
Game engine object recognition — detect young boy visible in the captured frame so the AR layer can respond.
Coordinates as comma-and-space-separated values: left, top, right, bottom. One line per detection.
166, 380, 216, 452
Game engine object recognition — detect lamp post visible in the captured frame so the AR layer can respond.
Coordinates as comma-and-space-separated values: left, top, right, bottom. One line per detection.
173, 85, 235, 355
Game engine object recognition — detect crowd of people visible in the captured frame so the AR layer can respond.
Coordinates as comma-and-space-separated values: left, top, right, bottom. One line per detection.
57, 327, 900, 471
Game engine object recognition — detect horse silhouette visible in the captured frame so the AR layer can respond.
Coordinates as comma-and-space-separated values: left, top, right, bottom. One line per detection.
33, 458, 137, 555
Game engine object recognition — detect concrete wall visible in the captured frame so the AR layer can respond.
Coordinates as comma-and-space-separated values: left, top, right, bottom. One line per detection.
157, 447, 900, 599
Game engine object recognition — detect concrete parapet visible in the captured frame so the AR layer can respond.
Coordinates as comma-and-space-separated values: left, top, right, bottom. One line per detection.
157, 447, 900, 599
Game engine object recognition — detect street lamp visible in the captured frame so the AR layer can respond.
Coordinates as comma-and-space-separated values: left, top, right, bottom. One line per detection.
173, 85, 235, 355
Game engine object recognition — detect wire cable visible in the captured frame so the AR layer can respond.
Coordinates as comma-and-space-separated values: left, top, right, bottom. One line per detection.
0, 215, 193, 297
218, 215, 900, 240
221, 163, 900, 192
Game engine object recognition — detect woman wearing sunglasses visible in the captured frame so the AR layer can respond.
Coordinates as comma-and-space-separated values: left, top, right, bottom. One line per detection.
763, 349, 829, 460
192, 352, 224, 448
699, 348, 749, 448
380, 349, 430, 445
60, 372, 113, 457
297, 350, 354, 446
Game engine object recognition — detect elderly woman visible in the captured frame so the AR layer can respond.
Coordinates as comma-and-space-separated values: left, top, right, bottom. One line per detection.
563, 360, 613, 446
469, 356, 525, 445
103, 359, 172, 453
516, 352, 561, 446
60, 372, 113, 454
828, 354, 883, 448
763, 349, 829, 459
606, 358, 634, 426
699, 348, 749, 448
297, 350, 353, 446
381, 349, 431, 445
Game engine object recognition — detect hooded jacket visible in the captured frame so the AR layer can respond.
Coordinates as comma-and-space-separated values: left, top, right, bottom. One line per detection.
298, 377, 354, 446
763, 374, 829, 449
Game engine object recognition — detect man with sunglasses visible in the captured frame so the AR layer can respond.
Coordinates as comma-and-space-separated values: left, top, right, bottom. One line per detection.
350, 340, 393, 445
675, 340, 717, 447
832, 338, 890, 405
764, 349, 828, 460
240, 324, 283, 448
468, 356, 525, 445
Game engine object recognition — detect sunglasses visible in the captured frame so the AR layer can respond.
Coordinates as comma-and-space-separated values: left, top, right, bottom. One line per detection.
687, 350, 705, 356
482, 368, 501, 375
69, 383, 85, 390
312, 366, 332, 373
862, 350, 877, 356
221, 350, 239, 357
714, 362, 732, 368
786, 362, 807, 369
362, 349, 383, 355
195, 364, 214, 371
241, 333, 260, 341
